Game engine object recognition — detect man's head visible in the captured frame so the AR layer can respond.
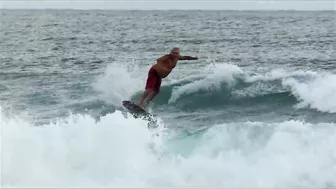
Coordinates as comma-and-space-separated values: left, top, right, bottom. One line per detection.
170, 47, 180, 58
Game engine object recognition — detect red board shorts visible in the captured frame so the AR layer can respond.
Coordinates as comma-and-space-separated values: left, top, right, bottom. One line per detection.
145, 66, 162, 92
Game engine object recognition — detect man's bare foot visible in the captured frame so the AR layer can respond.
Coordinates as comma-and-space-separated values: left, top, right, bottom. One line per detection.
142, 102, 150, 110
142, 104, 148, 110
138, 103, 146, 110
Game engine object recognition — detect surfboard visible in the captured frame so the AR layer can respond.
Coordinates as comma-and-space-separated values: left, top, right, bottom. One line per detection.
122, 100, 158, 128
122, 100, 147, 115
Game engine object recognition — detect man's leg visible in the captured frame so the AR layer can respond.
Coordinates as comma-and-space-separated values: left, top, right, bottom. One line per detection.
143, 73, 161, 108
143, 91, 158, 108
139, 66, 161, 109
139, 89, 152, 107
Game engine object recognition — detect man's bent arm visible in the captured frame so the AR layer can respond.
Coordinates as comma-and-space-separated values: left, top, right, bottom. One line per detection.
178, 55, 198, 60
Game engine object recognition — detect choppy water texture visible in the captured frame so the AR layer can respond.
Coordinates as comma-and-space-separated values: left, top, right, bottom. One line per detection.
1, 10, 336, 187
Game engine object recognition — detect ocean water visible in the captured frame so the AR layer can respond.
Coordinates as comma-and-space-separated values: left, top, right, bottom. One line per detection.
1, 10, 336, 187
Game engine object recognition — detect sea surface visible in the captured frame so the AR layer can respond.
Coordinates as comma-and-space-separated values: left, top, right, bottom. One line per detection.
1, 9, 336, 187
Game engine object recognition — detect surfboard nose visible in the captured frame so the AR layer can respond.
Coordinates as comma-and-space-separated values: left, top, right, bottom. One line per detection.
122, 100, 129, 106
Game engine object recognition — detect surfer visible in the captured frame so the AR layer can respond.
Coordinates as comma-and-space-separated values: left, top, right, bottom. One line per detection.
138, 47, 198, 109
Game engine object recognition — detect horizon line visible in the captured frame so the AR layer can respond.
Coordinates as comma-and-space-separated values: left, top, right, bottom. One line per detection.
1, 8, 335, 11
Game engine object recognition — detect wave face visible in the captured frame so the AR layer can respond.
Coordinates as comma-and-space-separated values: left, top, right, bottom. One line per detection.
90, 62, 336, 125
145, 64, 336, 115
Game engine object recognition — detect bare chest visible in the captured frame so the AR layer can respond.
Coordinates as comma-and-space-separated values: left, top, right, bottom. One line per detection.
165, 59, 177, 69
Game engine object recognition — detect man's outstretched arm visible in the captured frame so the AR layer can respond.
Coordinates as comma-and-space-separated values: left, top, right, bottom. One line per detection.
178, 55, 198, 60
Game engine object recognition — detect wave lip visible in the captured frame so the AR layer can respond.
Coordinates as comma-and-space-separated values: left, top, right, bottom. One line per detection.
283, 71, 336, 113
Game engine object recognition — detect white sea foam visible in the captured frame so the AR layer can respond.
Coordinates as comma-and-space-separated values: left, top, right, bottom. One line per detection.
92, 62, 148, 106
1, 105, 335, 188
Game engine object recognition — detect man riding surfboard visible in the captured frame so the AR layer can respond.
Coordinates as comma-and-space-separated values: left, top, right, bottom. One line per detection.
139, 47, 198, 109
